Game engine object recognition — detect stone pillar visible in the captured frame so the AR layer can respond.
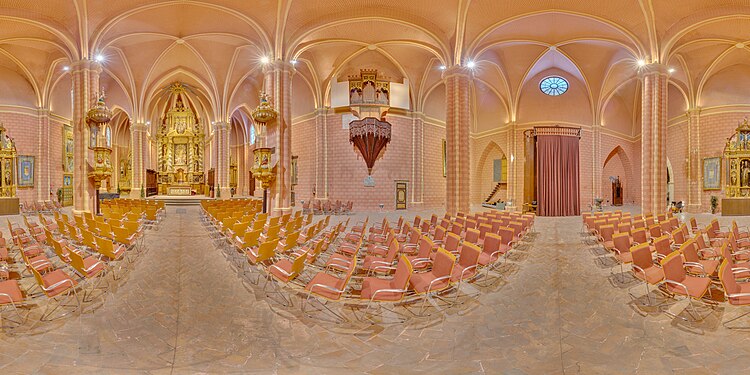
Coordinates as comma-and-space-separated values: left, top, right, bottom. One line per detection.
36, 108, 52, 201
411, 112, 425, 207
686, 107, 702, 212
129, 121, 147, 198
213, 121, 231, 198
314, 107, 328, 200
443, 66, 471, 214
264, 60, 294, 215
640, 64, 669, 214
592, 123, 602, 202
70, 59, 102, 213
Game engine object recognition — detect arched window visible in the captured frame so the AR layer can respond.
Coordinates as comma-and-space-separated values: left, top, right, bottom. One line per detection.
249, 125, 256, 145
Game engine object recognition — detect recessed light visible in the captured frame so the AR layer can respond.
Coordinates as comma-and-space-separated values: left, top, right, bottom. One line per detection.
95, 54, 104, 62
466, 60, 476, 69
637, 59, 646, 67
260, 56, 270, 64
62, 66, 70, 71
439, 65, 446, 70
668, 68, 675, 74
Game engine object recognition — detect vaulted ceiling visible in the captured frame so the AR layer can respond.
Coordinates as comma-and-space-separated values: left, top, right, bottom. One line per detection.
1, 0, 749, 137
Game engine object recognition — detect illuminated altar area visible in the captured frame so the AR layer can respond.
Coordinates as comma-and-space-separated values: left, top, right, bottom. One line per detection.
156, 83, 205, 196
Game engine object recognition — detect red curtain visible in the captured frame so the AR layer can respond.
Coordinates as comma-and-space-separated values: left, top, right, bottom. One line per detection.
536, 134, 580, 216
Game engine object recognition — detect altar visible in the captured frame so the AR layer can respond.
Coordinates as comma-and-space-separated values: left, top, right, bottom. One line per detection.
155, 83, 205, 196
722, 118, 750, 215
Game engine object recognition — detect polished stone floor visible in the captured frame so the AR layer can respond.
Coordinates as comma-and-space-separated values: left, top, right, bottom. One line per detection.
1, 206, 750, 374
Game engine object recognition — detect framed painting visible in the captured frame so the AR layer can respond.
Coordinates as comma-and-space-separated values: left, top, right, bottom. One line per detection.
442, 139, 447, 177
17, 155, 34, 188
703, 157, 721, 190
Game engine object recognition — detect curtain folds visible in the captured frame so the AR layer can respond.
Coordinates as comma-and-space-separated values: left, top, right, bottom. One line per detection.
536, 134, 580, 216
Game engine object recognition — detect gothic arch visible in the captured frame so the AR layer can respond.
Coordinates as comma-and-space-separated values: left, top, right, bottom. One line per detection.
602, 145, 633, 205
475, 141, 507, 204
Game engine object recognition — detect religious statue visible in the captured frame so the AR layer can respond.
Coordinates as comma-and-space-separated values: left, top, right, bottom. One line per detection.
742, 160, 750, 187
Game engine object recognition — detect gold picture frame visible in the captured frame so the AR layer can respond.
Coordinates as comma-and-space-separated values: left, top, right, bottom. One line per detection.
703, 157, 721, 190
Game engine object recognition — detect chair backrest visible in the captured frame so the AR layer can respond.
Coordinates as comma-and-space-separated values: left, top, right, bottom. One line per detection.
600, 224, 615, 241
413, 215, 421, 227
718, 259, 743, 305
432, 248, 456, 278
459, 242, 481, 268
289, 252, 308, 279
630, 243, 653, 272
648, 224, 661, 238
257, 239, 279, 263
690, 217, 699, 233
660, 250, 686, 284
95, 236, 117, 258
68, 248, 87, 275
612, 232, 630, 254
679, 240, 700, 263
391, 255, 413, 290
653, 235, 671, 258
384, 238, 400, 262
482, 233, 501, 255
450, 223, 463, 235
632, 228, 648, 244
265, 224, 281, 240
464, 228, 480, 244
671, 228, 685, 245
417, 236, 434, 258
444, 232, 461, 252
434, 226, 446, 242
283, 231, 300, 251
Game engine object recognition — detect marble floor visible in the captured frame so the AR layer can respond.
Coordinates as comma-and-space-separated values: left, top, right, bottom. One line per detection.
1, 206, 750, 374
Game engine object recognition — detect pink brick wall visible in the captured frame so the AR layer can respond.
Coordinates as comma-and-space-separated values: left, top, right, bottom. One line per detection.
0, 111, 67, 205
291, 113, 446, 211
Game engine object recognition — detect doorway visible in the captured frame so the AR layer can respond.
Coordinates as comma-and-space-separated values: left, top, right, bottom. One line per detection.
395, 181, 407, 210
248, 170, 256, 196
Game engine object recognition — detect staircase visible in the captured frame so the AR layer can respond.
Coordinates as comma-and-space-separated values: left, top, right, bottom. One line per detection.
484, 182, 503, 203
148, 196, 212, 207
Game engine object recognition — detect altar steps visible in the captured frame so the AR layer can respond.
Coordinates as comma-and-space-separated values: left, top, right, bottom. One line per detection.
147, 195, 212, 207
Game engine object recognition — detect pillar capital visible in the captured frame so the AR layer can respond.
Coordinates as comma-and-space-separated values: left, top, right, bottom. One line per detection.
638, 63, 670, 77
263, 60, 296, 74
69, 59, 102, 74
442, 65, 473, 80
213, 121, 230, 131
130, 121, 148, 132
686, 107, 702, 116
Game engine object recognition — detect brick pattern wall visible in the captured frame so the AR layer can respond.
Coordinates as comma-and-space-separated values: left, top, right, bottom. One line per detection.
0, 111, 67, 204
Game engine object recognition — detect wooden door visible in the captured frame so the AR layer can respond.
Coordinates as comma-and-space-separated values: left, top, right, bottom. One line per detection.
248, 170, 255, 196
395, 182, 407, 210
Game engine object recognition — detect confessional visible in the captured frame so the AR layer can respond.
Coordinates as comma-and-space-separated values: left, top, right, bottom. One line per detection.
611, 177, 623, 206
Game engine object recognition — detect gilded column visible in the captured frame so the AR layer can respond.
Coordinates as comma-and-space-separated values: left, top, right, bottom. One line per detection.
70, 59, 102, 213
443, 66, 472, 214
640, 63, 669, 214
264, 60, 295, 215
686, 107, 702, 212
129, 121, 147, 198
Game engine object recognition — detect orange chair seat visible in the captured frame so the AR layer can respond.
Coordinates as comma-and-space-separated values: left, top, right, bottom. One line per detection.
687, 260, 719, 276
29, 255, 52, 273
23, 245, 43, 258
0, 279, 22, 304
728, 282, 750, 305
305, 273, 344, 300
410, 273, 449, 294
477, 252, 500, 267
615, 251, 633, 263
42, 269, 77, 297
450, 264, 477, 282
269, 259, 295, 282
666, 275, 710, 299
82, 256, 106, 278
361, 278, 402, 301
363, 255, 392, 272
634, 266, 664, 285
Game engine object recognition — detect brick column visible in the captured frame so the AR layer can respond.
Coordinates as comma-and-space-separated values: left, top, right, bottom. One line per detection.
443, 66, 471, 214
640, 64, 669, 214
129, 121, 147, 198
314, 107, 328, 200
411, 112, 425, 206
686, 107, 702, 212
264, 60, 295, 214
36, 108, 52, 201
70, 60, 101, 213
213, 121, 231, 198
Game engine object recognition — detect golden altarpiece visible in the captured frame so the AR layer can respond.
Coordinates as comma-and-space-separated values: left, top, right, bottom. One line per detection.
156, 83, 205, 196
722, 118, 750, 215
0, 123, 17, 197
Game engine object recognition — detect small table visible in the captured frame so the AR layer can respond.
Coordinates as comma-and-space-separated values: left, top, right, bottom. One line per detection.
168, 186, 192, 196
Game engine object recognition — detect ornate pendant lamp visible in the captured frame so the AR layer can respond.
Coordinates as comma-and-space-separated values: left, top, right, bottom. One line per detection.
251, 93, 278, 213
86, 93, 113, 214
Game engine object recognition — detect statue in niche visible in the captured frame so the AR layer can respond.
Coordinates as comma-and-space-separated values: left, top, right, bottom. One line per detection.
742, 159, 750, 187
362, 81, 375, 102
732, 170, 738, 186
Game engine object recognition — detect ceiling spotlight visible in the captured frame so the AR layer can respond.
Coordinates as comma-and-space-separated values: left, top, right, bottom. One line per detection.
146, 121, 151, 126
466, 60, 476, 69
260, 56, 270, 64
439, 65, 446, 70
290, 59, 297, 65
668, 68, 675, 74
94, 54, 104, 63
62, 66, 70, 71
637, 59, 646, 67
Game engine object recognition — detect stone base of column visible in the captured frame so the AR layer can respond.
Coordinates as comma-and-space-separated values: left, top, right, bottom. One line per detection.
686, 204, 704, 213
72, 209, 91, 217
129, 190, 144, 199
409, 201, 424, 210
217, 187, 233, 199
273, 206, 293, 216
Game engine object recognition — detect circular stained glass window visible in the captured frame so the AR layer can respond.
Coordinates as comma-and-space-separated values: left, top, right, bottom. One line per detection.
540, 76, 569, 96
